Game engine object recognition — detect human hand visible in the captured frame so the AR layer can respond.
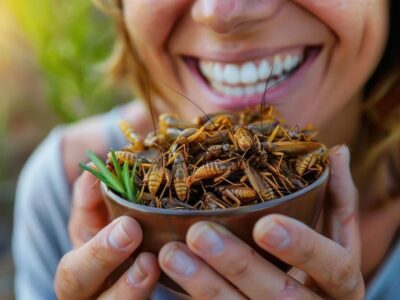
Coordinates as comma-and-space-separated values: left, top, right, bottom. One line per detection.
158, 145, 364, 299
54, 170, 160, 299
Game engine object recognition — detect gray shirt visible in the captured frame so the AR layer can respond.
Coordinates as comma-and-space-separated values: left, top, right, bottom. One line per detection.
12, 108, 400, 299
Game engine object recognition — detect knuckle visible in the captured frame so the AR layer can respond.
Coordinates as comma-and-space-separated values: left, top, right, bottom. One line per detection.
87, 239, 114, 269
298, 238, 317, 264
226, 250, 253, 279
345, 186, 359, 213
276, 291, 305, 300
196, 284, 223, 300
352, 281, 365, 300
55, 253, 84, 297
329, 256, 356, 288
339, 184, 359, 214
277, 279, 309, 300
335, 271, 365, 300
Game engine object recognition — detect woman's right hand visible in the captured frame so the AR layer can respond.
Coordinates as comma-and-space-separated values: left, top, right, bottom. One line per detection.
54, 169, 161, 299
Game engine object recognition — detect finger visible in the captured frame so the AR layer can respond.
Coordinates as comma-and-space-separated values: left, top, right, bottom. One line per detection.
254, 214, 364, 299
55, 216, 142, 300
99, 253, 160, 300
159, 242, 245, 300
288, 268, 309, 285
186, 222, 320, 300
327, 145, 361, 261
69, 167, 109, 247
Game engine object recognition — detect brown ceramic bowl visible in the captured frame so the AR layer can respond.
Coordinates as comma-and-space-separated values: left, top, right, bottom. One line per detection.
101, 166, 329, 294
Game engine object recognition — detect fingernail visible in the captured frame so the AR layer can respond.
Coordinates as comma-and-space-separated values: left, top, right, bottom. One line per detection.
127, 257, 147, 286
191, 224, 224, 256
107, 218, 135, 249
165, 247, 197, 277
259, 221, 291, 249
86, 161, 97, 169
330, 144, 342, 154
76, 172, 100, 207
340, 144, 351, 164
330, 144, 350, 166
82, 162, 98, 180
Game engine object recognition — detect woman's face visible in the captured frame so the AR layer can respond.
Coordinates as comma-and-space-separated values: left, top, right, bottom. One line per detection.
122, 0, 389, 128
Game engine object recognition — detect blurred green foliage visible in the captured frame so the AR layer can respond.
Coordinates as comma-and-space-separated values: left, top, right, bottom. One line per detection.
0, 3, 132, 289
6, 0, 129, 122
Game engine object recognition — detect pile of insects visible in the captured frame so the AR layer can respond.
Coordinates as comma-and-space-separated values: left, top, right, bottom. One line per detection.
94, 105, 328, 210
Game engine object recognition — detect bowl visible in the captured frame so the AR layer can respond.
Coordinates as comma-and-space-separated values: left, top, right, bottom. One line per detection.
101, 166, 329, 294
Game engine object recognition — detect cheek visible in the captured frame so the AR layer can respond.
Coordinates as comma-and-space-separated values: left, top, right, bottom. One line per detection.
122, 0, 191, 49
292, 0, 388, 56
292, 0, 388, 123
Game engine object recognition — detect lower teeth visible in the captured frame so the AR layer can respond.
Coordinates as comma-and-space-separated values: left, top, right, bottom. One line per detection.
211, 74, 288, 97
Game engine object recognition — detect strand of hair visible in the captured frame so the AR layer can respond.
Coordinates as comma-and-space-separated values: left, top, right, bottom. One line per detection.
145, 75, 157, 134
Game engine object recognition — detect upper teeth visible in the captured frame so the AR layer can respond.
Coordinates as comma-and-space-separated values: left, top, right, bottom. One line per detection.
199, 53, 303, 87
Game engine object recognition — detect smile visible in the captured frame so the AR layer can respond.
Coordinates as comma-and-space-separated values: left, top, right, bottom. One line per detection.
199, 50, 303, 97
183, 46, 321, 109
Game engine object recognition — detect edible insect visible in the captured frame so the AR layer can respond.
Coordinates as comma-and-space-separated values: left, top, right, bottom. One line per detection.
172, 152, 189, 201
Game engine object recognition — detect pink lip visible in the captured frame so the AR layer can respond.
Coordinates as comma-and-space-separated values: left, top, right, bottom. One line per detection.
184, 47, 321, 111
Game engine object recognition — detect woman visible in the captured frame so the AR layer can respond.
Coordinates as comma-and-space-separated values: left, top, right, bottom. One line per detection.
13, 0, 400, 299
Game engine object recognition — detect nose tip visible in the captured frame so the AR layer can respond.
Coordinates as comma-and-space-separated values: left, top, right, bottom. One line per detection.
192, 0, 282, 34
192, 0, 239, 33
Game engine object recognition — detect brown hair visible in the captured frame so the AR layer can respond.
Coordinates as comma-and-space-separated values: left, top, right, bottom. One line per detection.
96, 0, 400, 204
93, 0, 168, 109
353, 0, 400, 204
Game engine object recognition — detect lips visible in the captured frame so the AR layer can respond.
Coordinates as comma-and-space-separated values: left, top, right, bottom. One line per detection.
182, 46, 321, 109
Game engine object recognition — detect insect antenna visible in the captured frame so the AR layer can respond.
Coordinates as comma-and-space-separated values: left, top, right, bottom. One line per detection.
260, 63, 275, 137
161, 82, 229, 145
144, 75, 157, 135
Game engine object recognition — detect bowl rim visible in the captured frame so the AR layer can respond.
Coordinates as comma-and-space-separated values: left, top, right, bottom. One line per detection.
101, 166, 329, 216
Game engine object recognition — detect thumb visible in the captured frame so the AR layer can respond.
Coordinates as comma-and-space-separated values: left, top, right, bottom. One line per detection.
327, 145, 361, 262
69, 165, 109, 248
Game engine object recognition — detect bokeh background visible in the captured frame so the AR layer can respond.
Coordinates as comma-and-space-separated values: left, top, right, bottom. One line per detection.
0, 1, 130, 298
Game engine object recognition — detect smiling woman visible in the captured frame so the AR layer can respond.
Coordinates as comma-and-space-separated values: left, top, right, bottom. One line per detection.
12, 0, 400, 299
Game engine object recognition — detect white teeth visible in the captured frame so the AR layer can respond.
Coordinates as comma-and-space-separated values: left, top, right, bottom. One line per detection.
283, 55, 293, 71
199, 51, 304, 95
240, 62, 258, 84
292, 54, 302, 68
257, 83, 266, 93
199, 61, 213, 79
258, 60, 271, 80
244, 85, 256, 96
212, 82, 224, 93
232, 87, 244, 97
210, 77, 289, 98
214, 64, 224, 82
272, 55, 283, 76
223, 64, 240, 85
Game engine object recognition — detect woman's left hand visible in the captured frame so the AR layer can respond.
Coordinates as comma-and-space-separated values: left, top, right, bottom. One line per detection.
158, 145, 365, 299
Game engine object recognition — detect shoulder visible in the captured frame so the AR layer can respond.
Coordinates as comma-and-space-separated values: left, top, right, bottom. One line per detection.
62, 100, 151, 183
14, 100, 150, 231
